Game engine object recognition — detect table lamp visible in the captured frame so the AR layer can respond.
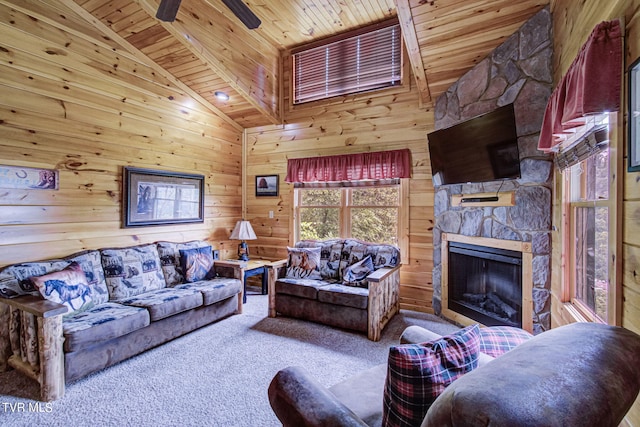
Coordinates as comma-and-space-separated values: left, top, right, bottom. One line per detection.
229, 219, 257, 261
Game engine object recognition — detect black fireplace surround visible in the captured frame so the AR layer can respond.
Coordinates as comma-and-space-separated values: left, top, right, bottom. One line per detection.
448, 241, 522, 328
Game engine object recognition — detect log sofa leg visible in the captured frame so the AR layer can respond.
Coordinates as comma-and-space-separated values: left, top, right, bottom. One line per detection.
38, 316, 65, 402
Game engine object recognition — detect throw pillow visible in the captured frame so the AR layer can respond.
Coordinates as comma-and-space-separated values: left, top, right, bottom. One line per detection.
31, 261, 94, 316
478, 325, 533, 358
342, 255, 374, 287
179, 246, 216, 283
383, 324, 481, 427
285, 247, 322, 280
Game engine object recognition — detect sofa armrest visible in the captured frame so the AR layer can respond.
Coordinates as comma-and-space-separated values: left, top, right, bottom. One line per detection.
1, 295, 68, 318
366, 264, 401, 341
266, 259, 287, 318
0, 296, 66, 401
365, 265, 399, 283
268, 366, 368, 427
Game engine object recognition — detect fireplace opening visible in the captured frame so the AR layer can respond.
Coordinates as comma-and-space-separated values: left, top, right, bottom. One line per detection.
448, 241, 522, 328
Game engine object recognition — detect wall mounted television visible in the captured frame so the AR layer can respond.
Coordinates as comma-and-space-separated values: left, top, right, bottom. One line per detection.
428, 104, 521, 186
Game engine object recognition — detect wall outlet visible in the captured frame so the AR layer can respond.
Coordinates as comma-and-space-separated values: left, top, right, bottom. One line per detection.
269, 210, 274, 218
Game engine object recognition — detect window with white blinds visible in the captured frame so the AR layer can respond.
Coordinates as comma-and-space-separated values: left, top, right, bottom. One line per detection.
293, 21, 402, 104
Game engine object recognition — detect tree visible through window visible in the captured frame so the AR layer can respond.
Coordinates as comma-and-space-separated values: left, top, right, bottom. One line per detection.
295, 185, 399, 245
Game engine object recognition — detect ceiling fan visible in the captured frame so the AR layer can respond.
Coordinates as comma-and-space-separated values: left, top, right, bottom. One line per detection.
156, 0, 261, 29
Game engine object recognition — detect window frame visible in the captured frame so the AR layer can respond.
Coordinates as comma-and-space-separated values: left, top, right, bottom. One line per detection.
559, 112, 622, 326
292, 179, 409, 264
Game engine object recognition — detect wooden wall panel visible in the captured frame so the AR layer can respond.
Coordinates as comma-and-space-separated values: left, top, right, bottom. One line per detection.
245, 53, 436, 312
550, 0, 640, 423
0, 0, 243, 266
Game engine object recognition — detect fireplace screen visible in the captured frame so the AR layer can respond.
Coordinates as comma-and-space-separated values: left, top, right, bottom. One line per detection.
448, 241, 522, 328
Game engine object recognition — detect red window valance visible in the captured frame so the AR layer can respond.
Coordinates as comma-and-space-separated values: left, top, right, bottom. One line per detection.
285, 149, 411, 183
537, 19, 622, 152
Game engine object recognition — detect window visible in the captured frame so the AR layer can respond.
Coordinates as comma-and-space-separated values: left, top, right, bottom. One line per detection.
561, 113, 618, 324
292, 20, 402, 104
294, 183, 401, 246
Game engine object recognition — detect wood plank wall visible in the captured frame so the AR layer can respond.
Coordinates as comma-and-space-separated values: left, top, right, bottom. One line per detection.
0, 0, 243, 266
550, 0, 640, 424
245, 50, 436, 313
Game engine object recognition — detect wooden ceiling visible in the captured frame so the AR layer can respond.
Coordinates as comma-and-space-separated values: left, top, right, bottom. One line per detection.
63, 0, 549, 129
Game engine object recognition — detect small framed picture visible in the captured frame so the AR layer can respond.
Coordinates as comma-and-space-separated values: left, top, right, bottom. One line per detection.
255, 175, 279, 197
629, 56, 640, 172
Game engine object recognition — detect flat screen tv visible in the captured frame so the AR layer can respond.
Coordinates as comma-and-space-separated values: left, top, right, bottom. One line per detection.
428, 104, 521, 186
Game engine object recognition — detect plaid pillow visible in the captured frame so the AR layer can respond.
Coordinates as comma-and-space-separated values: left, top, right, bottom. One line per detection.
478, 326, 533, 358
383, 324, 480, 427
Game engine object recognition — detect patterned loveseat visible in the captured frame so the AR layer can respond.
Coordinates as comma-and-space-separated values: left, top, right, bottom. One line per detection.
0, 241, 243, 401
267, 239, 401, 341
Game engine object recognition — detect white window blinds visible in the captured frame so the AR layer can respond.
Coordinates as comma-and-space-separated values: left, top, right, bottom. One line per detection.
293, 21, 401, 104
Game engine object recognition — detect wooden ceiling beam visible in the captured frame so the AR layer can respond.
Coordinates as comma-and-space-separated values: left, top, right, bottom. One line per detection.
395, 0, 432, 107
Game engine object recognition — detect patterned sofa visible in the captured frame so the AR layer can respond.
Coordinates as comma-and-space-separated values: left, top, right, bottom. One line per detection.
267, 239, 401, 341
0, 241, 243, 401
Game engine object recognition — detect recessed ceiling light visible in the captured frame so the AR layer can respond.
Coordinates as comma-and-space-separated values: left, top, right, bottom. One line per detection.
215, 91, 229, 101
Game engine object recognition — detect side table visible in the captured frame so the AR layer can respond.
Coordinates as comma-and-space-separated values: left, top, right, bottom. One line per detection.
215, 259, 272, 304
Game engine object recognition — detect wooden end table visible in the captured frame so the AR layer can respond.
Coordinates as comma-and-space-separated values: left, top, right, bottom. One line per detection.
215, 259, 272, 304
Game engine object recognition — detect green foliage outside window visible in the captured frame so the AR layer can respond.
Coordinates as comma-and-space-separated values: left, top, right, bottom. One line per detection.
297, 186, 399, 244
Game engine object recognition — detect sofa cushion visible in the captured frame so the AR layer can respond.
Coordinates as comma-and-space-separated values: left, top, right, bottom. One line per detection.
0, 259, 69, 298
101, 244, 166, 300
65, 250, 109, 305
478, 325, 534, 358
342, 256, 374, 288
296, 239, 344, 280
175, 277, 241, 305
179, 246, 216, 283
63, 302, 150, 352
285, 247, 322, 280
31, 262, 94, 316
317, 284, 369, 310
118, 287, 203, 321
156, 240, 211, 286
276, 278, 334, 300
382, 324, 480, 427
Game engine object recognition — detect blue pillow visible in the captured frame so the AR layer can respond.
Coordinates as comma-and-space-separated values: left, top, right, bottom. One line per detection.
342, 255, 374, 287
179, 246, 215, 283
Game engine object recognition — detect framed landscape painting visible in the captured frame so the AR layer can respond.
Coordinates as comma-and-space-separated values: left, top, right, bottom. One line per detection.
255, 175, 279, 197
123, 167, 204, 227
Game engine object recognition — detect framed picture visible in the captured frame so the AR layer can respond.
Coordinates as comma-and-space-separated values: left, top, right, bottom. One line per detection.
629, 57, 640, 172
123, 167, 204, 227
255, 174, 279, 197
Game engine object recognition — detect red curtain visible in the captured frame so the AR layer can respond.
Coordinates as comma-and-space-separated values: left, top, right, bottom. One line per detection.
538, 19, 622, 152
285, 149, 411, 183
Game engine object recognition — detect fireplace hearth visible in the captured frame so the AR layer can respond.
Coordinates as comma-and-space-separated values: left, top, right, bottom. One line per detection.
448, 241, 522, 328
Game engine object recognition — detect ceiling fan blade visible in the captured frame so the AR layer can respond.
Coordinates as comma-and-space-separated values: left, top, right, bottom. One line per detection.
221, 0, 261, 29
156, 0, 182, 22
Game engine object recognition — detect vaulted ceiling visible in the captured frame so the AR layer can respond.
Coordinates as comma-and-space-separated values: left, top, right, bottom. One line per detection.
63, 0, 549, 129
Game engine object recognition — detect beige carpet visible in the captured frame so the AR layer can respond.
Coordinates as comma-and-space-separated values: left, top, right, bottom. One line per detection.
0, 290, 457, 426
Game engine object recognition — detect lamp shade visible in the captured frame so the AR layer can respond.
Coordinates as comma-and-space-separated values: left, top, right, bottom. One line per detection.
229, 220, 257, 240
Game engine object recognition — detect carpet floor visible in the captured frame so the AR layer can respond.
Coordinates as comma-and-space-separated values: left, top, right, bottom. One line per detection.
0, 290, 458, 426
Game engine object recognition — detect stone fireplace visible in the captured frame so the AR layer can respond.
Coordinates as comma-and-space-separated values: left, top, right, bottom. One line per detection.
431, 7, 553, 334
